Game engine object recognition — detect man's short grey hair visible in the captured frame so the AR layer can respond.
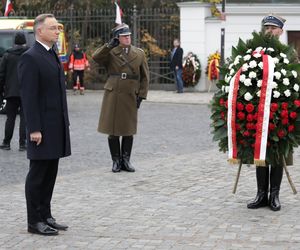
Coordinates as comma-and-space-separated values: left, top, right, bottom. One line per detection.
33, 13, 55, 33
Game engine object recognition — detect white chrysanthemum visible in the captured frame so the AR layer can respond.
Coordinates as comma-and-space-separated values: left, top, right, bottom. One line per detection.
280, 53, 287, 58
224, 74, 231, 83
244, 92, 253, 101
257, 80, 262, 87
284, 58, 289, 64
284, 89, 291, 97
239, 74, 246, 82
230, 69, 235, 75
273, 91, 280, 98
256, 90, 261, 97
267, 47, 275, 52
274, 72, 281, 80
253, 53, 262, 58
249, 71, 257, 79
225, 86, 230, 93
292, 70, 298, 78
242, 63, 249, 72
255, 47, 263, 53
283, 78, 290, 86
222, 86, 225, 92
234, 57, 240, 65
228, 63, 234, 70
294, 84, 299, 92
258, 62, 263, 69
244, 78, 252, 87
243, 54, 251, 61
249, 60, 257, 68
271, 81, 278, 89
280, 69, 287, 76
273, 57, 279, 64
246, 48, 252, 53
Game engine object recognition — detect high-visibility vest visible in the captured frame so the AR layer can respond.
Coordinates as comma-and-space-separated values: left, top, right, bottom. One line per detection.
69, 52, 89, 71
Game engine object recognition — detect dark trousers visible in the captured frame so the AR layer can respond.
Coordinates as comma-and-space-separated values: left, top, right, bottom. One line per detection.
25, 159, 59, 224
3, 97, 26, 145
73, 70, 84, 87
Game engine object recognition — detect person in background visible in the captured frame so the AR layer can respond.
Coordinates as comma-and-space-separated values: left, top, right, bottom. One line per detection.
0, 32, 28, 151
170, 38, 184, 93
68, 44, 90, 95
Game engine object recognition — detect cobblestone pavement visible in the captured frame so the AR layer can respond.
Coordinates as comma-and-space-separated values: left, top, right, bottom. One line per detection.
0, 91, 300, 250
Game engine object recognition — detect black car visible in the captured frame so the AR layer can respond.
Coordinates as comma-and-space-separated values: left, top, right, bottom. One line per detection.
0, 29, 35, 114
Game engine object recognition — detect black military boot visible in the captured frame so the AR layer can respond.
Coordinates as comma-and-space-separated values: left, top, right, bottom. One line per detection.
247, 167, 269, 209
269, 165, 283, 211
108, 136, 121, 173
0, 141, 10, 150
121, 136, 135, 172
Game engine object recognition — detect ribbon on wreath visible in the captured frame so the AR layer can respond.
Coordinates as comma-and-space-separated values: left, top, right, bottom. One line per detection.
227, 51, 275, 165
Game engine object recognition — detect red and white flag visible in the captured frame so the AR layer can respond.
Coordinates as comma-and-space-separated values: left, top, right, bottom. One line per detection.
114, 1, 123, 24
4, 0, 13, 16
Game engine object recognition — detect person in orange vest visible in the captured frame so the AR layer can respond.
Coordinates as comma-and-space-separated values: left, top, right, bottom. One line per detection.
69, 44, 90, 95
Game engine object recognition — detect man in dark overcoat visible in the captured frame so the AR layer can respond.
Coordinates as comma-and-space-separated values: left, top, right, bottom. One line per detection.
170, 38, 184, 93
92, 23, 149, 173
0, 32, 28, 151
18, 14, 71, 235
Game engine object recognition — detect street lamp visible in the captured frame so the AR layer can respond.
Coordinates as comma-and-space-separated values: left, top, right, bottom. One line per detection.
220, 0, 226, 67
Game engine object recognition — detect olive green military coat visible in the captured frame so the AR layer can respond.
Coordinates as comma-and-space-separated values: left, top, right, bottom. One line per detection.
92, 44, 149, 136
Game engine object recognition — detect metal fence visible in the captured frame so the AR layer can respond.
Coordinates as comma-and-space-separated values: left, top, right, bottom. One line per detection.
15, 6, 180, 85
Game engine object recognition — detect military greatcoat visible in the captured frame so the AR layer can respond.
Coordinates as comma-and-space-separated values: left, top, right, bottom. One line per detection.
92, 44, 149, 136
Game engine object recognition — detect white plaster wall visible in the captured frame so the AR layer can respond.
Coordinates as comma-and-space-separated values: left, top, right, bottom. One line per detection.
177, 2, 300, 91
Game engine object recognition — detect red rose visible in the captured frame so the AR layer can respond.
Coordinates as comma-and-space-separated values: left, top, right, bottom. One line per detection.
251, 143, 255, 148
281, 102, 288, 110
219, 98, 225, 106
282, 118, 289, 125
237, 112, 245, 120
270, 103, 278, 112
280, 110, 289, 118
253, 113, 258, 120
243, 131, 250, 137
236, 124, 241, 130
247, 114, 254, 122
237, 102, 244, 111
252, 133, 256, 138
246, 123, 253, 130
269, 123, 276, 130
245, 103, 255, 113
290, 112, 297, 119
220, 111, 225, 120
269, 112, 274, 120
277, 130, 286, 138
225, 100, 228, 109
288, 125, 295, 132
294, 100, 300, 107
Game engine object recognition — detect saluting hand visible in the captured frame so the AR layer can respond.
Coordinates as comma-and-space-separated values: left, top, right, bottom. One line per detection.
30, 131, 42, 146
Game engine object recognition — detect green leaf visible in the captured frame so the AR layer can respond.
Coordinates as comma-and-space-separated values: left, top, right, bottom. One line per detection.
213, 127, 227, 141
214, 119, 225, 127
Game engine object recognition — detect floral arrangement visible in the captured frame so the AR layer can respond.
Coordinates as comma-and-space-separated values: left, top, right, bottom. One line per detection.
182, 52, 201, 87
206, 51, 221, 81
211, 32, 300, 166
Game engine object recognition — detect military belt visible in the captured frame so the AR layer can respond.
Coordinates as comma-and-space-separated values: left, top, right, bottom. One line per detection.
110, 73, 139, 80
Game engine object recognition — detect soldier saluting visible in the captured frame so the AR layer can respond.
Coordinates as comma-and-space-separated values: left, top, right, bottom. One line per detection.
92, 23, 149, 173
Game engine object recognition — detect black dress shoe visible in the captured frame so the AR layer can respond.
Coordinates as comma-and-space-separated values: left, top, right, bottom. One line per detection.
19, 144, 27, 151
0, 143, 10, 150
46, 217, 68, 230
28, 222, 58, 236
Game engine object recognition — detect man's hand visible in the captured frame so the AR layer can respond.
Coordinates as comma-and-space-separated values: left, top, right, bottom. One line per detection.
137, 96, 143, 109
30, 131, 42, 146
107, 37, 119, 48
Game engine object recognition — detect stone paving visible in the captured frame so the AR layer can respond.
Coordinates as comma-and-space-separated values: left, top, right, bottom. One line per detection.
0, 90, 300, 250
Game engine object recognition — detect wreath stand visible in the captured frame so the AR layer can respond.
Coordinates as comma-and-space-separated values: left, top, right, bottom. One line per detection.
208, 79, 216, 93
232, 157, 297, 194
